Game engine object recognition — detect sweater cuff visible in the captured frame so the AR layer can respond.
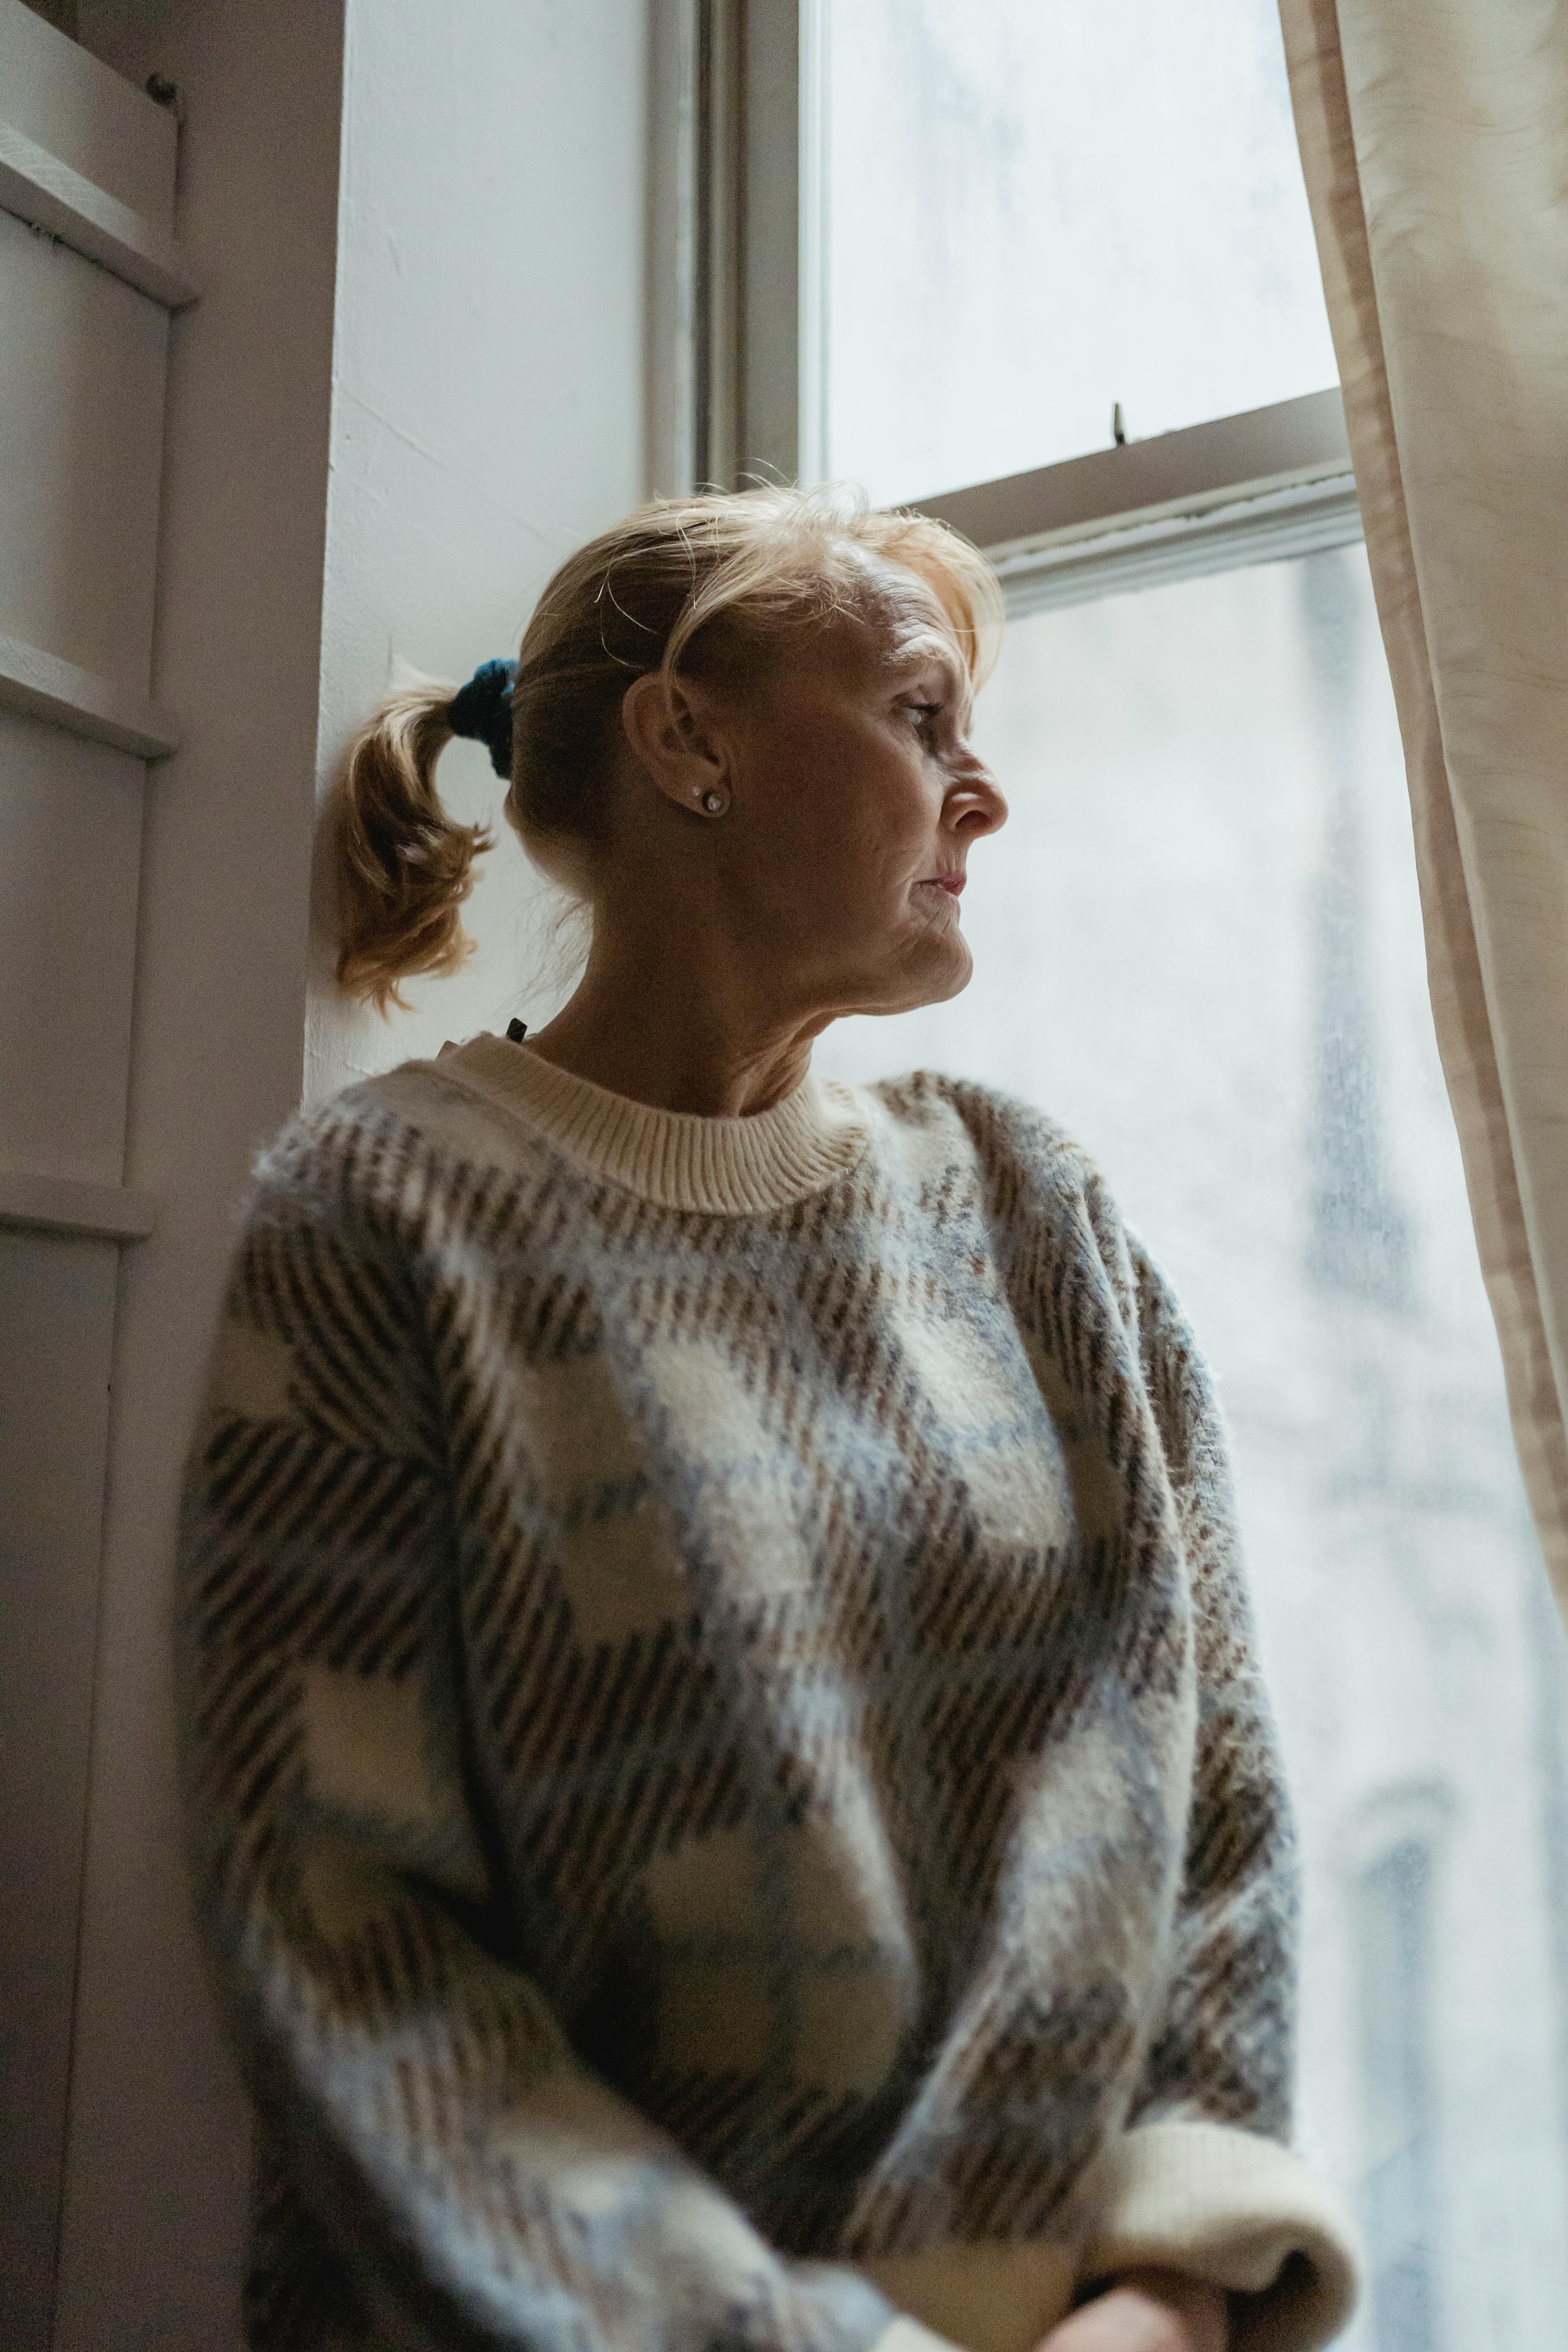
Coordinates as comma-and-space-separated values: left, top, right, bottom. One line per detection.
1071, 2120, 1362, 2351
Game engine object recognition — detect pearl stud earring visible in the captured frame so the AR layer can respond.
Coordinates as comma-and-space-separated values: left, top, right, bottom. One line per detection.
700, 788, 730, 817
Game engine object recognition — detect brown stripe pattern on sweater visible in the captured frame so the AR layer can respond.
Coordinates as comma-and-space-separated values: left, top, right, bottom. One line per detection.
178, 1059, 1299, 2352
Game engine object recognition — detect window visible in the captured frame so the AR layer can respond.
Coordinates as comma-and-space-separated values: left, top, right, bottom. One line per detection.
813, 542, 1568, 2345
1355, 1837, 1439, 2351
663, 7, 1568, 2339
819, 0, 1337, 505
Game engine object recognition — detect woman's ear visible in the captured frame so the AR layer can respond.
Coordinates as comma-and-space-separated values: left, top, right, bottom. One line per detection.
621, 671, 732, 817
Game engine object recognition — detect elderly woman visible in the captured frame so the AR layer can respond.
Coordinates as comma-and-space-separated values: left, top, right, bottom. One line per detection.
178, 489, 1358, 2352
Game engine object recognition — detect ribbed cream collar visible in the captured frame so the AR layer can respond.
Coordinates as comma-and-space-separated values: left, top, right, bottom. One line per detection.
433, 1033, 869, 1216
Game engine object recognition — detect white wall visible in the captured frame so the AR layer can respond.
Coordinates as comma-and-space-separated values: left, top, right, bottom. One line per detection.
47, 2, 653, 2343
307, 0, 653, 1100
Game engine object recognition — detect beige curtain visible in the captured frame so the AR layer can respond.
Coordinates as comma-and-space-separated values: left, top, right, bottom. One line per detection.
1278, 0, 1568, 1624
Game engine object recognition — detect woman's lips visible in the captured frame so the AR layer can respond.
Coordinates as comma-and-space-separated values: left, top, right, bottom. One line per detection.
932, 874, 965, 897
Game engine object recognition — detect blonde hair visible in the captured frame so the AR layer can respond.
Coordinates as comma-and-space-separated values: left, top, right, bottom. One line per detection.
335, 482, 1004, 1011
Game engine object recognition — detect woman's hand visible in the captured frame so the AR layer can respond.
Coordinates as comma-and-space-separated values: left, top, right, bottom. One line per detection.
1034, 2269, 1227, 2352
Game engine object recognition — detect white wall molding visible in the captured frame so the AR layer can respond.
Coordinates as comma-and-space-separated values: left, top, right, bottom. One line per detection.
0, 114, 198, 310
0, 629, 179, 757
0, 1172, 155, 1242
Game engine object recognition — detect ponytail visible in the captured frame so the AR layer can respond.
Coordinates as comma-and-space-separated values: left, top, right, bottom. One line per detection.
334, 684, 493, 1014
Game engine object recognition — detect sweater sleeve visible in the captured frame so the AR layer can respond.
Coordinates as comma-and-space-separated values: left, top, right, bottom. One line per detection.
1064, 1243, 1361, 2352
177, 1136, 947, 2352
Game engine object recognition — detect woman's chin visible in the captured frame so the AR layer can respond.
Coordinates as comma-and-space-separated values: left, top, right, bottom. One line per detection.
863, 935, 974, 1018
927, 923, 973, 995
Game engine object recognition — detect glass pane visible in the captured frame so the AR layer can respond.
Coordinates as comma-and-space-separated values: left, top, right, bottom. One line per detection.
820, 0, 1338, 505
813, 544, 1568, 2345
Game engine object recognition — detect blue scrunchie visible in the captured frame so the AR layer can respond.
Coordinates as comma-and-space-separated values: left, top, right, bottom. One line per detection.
448, 658, 518, 779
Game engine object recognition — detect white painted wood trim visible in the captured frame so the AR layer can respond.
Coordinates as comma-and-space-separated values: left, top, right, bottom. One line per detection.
0, 1172, 155, 1241
905, 388, 1360, 612
911, 388, 1352, 556
645, 0, 699, 496
0, 630, 179, 757
795, 0, 829, 487
995, 471, 1364, 617
0, 114, 198, 310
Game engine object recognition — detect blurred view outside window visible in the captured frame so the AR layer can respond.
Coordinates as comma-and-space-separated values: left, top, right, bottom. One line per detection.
822, 0, 1338, 502
813, 548, 1568, 2343
813, 5, 1568, 2336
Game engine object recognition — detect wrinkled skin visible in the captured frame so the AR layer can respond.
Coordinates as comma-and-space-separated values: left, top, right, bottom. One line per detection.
528, 555, 1006, 1116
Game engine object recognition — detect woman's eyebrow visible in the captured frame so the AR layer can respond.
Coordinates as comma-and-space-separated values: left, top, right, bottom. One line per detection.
882, 633, 964, 692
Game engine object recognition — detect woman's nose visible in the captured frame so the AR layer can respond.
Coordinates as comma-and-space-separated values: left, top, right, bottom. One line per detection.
948, 752, 1008, 837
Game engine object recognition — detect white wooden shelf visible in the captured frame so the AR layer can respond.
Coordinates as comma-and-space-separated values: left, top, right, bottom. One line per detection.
0, 630, 179, 758
0, 114, 198, 310
0, 1172, 155, 1242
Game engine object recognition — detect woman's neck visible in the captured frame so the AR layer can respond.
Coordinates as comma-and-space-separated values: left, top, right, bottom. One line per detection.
525, 937, 823, 1120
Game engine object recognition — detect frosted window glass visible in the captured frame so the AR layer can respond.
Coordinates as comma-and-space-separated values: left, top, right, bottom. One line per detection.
822, 0, 1339, 505
813, 546, 1568, 2342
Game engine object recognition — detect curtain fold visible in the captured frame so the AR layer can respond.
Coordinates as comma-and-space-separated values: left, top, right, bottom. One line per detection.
1278, 0, 1568, 1622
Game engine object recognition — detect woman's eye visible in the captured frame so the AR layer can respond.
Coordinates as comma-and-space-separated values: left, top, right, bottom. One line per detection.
905, 702, 942, 730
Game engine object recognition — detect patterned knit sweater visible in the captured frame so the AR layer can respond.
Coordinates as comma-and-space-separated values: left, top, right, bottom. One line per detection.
178, 1035, 1359, 2352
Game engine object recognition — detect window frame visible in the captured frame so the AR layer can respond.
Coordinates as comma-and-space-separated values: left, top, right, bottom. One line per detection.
647, 0, 815, 499
649, 9, 1568, 2327
650, 0, 1363, 611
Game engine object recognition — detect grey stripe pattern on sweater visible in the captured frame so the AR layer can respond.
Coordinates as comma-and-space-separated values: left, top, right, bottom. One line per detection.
178, 1062, 1298, 2352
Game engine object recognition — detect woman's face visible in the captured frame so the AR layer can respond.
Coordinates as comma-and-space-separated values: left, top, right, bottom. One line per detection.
687, 561, 1009, 1025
